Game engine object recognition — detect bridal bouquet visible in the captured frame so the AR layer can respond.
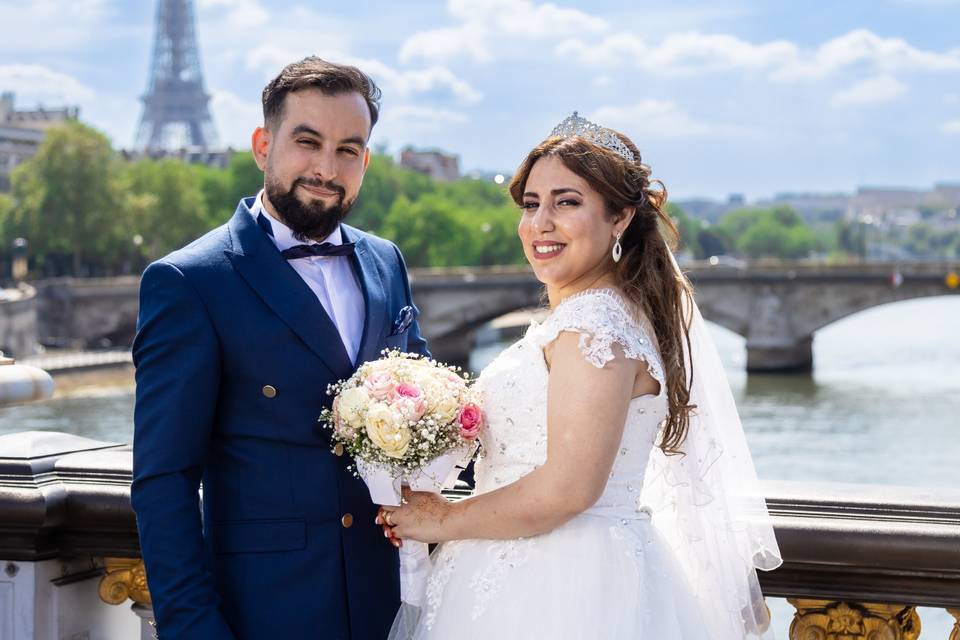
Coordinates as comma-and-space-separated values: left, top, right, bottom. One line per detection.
319, 349, 482, 506
319, 350, 482, 606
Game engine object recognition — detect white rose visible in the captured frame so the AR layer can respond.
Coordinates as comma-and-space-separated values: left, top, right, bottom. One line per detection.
337, 386, 370, 429
431, 393, 461, 425
365, 402, 412, 459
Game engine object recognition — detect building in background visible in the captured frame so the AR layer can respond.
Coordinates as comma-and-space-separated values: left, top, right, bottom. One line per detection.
0, 92, 80, 192
400, 147, 460, 182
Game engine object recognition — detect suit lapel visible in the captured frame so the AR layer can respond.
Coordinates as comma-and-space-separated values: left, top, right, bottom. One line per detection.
342, 225, 389, 365
224, 202, 353, 379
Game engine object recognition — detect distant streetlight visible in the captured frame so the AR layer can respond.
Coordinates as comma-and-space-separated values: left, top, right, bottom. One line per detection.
11, 238, 27, 282
493, 174, 505, 185
132, 234, 144, 247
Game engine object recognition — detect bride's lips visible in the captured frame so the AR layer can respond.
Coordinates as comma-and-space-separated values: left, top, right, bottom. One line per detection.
531, 240, 567, 261
299, 183, 339, 198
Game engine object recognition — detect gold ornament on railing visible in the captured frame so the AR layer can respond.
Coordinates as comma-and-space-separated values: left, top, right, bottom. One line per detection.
787, 599, 920, 640
948, 608, 959, 640
98, 558, 152, 606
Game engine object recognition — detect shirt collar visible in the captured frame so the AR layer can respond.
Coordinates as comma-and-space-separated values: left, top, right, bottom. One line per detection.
250, 189, 343, 252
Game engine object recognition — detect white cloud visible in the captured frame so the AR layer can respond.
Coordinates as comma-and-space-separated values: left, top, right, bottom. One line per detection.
830, 75, 907, 107
775, 29, 960, 80
198, 0, 269, 29
558, 28, 960, 81
244, 46, 482, 106
399, 24, 492, 64
945, 94, 960, 104
382, 105, 468, 127
400, 0, 607, 63
0, 64, 96, 105
589, 100, 740, 139
0, 0, 112, 52
556, 33, 648, 66
943, 120, 960, 135
209, 89, 262, 148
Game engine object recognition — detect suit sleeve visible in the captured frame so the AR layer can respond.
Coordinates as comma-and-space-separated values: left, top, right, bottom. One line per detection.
392, 244, 430, 358
131, 261, 235, 640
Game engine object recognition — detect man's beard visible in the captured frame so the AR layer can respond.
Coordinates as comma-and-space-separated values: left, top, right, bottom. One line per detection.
265, 175, 354, 242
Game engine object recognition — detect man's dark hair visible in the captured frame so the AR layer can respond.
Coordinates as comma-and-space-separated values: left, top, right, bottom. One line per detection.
261, 56, 382, 131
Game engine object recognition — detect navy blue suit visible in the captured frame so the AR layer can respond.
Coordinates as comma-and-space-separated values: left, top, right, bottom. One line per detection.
132, 197, 428, 639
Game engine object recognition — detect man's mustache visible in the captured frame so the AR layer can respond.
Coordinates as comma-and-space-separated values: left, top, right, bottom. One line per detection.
294, 177, 345, 198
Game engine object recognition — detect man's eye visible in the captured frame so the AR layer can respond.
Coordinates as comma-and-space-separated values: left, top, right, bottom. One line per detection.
298, 139, 318, 148
340, 147, 360, 156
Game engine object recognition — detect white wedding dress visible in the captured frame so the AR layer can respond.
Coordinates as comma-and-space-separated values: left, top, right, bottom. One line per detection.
390, 288, 718, 639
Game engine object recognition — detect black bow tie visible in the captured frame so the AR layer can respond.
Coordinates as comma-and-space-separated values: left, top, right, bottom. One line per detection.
257, 212, 354, 259
281, 243, 355, 259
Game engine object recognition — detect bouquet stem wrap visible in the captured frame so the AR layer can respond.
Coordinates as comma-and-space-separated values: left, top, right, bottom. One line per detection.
356, 449, 471, 606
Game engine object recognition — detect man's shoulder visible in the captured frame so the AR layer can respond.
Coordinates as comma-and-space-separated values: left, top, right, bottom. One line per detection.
344, 224, 401, 260
153, 222, 233, 274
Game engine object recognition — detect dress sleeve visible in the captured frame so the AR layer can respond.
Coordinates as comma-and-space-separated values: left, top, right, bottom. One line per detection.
529, 290, 666, 386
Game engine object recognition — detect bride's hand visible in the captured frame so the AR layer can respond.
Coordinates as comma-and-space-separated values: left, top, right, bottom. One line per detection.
381, 488, 451, 544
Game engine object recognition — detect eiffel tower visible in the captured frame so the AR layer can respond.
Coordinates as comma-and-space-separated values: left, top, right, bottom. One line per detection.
135, 0, 218, 150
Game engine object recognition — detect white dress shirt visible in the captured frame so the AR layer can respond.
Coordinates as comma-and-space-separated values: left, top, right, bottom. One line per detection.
250, 190, 365, 364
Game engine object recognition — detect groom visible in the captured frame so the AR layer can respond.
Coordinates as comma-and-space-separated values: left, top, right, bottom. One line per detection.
131, 57, 428, 639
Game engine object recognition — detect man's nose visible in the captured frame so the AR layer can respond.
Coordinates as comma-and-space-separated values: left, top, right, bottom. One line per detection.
312, 148, 338, 182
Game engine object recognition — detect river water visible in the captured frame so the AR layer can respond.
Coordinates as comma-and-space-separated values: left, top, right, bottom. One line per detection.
1, 295, 958, 636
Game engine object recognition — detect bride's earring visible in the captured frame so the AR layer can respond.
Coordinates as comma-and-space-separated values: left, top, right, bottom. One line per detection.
612, 232, 623, 263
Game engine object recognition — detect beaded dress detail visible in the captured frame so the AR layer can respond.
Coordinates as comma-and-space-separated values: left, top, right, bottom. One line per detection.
390, 289, 712, 639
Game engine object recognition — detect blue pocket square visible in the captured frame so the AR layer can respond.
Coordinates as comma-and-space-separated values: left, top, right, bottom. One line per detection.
389, 305, 415, 336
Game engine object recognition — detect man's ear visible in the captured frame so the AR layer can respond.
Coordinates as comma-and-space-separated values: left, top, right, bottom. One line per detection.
251, 126, 271, 171
363, 147, 371, 171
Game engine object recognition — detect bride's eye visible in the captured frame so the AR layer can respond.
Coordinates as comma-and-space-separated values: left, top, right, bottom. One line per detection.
557, 198, 580, 208
521, 201, 539, 211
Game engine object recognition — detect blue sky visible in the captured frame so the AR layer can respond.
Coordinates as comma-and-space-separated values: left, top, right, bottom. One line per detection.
2, 0, 959, 199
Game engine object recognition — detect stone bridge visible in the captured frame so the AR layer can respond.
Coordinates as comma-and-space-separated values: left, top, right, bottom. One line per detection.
410, 262, 959, 371
0, 263, 956, 371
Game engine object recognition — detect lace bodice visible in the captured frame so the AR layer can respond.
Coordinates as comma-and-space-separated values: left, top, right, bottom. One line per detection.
472, 288, 668, 505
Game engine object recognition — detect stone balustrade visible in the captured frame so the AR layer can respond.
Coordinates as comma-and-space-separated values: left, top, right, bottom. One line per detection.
0, 431, 958, 639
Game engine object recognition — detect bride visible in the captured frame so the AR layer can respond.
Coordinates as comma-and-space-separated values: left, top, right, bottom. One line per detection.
379, 113, 782, 639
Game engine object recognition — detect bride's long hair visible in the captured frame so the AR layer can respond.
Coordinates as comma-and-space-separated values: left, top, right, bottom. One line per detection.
509, 134, 696, 454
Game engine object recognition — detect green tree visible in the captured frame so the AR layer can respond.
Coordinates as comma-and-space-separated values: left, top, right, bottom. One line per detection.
350, 155, 435, 230
716, 206, 815, 260
121, 159, 211, 260
9, 122, 125, 275
667, 203, 706, 258
380, 195, 476, 267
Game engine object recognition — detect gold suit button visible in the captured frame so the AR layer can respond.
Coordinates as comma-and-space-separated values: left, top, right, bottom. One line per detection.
333, 443, 345, 457
261, 385, 277, 398
341, 513, 354, 528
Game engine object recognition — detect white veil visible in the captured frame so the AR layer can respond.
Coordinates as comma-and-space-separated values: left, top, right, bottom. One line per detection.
639, 250, 783, 638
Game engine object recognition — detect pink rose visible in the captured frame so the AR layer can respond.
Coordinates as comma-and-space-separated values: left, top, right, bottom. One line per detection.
457, 402, 483, 440
364, 372, 397, 401
392, 383, 426, 422
395, 382, 423, 401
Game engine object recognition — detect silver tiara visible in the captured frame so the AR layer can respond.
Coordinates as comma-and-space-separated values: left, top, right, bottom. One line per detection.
549, 111, 636, 164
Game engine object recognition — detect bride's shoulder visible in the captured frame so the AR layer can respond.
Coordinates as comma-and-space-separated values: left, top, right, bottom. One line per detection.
530, 288, 661, 370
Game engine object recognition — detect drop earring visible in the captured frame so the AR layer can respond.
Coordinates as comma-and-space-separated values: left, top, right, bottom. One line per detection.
612, 232, 623, 263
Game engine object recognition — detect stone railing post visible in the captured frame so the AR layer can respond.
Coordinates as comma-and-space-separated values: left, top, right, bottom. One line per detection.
0, 431, 142, 639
